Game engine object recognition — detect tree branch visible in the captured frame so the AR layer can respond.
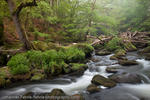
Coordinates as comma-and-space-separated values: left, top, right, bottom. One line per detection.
13, 0, 37, 17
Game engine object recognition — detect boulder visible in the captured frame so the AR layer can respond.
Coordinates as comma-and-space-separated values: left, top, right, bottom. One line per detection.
118, 60, 138, 66
140, 46, 150, 53
109, 73, 141, 84
87, 84, 101, 93
96, 50, 111, 56
70, 63, 88, 72
106, 67, 120, 73
49, 89, 66, 96
91, 75, 116, 88
31, 73, 45, 81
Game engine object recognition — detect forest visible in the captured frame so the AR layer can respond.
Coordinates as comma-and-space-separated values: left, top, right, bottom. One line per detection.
1, 0, 150, 100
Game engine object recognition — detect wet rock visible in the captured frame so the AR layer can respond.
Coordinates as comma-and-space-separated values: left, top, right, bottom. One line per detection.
109, 73, 142, 84
144, 53, 150, 60
106, 67, 120, 73
118, 60, 138, 66
71, 94, 85, 100
110, 55, 127, 61
91, 57, 100, 62
87, 84, 101, 93
96, 50, 111, 56
91, 75, 116, 88
31, 73, 45, 81
49, 89, 66, 96
140, 46, 150, 53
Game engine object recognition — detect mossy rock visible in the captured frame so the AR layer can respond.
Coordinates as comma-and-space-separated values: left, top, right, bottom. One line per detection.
70, 63, 88, 72
141, 46, 150, 53
31, 73, 45, 81
96, 50, 111, 56
87, 84, 101, 93
91, 74, 116, 88
118, 60, 138, 66
33, 41, 49, 51
49, 89, 66, 96
124, 42, 137, 51
115, 49, 126, 56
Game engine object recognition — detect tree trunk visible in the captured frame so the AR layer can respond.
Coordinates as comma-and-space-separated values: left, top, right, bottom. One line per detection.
6, 0, 34, 50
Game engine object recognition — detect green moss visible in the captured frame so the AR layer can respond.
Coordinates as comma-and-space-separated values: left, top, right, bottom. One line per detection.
60, 47, 85, 63
115, 49, 126, 56
70, 63, 87, 71
123, 42, 137, 51
141, 46, 150, 53
31, 73, 45, 81
7, 53, 30, 75
33, 41, 49, 51
105, 37, 123, 51
72, 43, 94, 57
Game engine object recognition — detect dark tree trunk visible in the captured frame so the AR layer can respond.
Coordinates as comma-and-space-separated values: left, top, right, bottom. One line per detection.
6, 0, 37, 50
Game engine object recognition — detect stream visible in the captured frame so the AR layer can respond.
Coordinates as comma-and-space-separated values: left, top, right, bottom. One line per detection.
0, 52, 150, 100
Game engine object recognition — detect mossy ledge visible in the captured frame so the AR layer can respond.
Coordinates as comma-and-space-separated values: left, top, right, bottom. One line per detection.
0, 43, 93, 88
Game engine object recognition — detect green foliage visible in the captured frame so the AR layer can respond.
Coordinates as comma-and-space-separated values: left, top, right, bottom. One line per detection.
105, 37, 123, 51
10, 64, 30, 75
72, 43, 94, 57
7, 53, 30, 75
26, 50, 46, 68
63, 47, 85, 63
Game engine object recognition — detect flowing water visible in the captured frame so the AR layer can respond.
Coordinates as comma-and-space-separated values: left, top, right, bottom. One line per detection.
0, 52, 150, 100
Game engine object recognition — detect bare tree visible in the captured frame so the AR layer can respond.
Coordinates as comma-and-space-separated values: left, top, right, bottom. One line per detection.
5, 0, 37, 50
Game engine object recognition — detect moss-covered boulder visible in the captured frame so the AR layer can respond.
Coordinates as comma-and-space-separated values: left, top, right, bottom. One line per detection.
49, 89, 66, 96
68, 63, 88, 76
124, 42, 137, 51
141, 46, 150, 53
118, 60, 138, 66
91, 75, 116, 88
106, 66, 120, 73
33, 41, 49, 51
110, 49, 127, 60
96, 50, 111, 56
70, 63, 88, 72
87, 84, 101, 93
0, 18, 4, 46
31, 73, 45, 81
